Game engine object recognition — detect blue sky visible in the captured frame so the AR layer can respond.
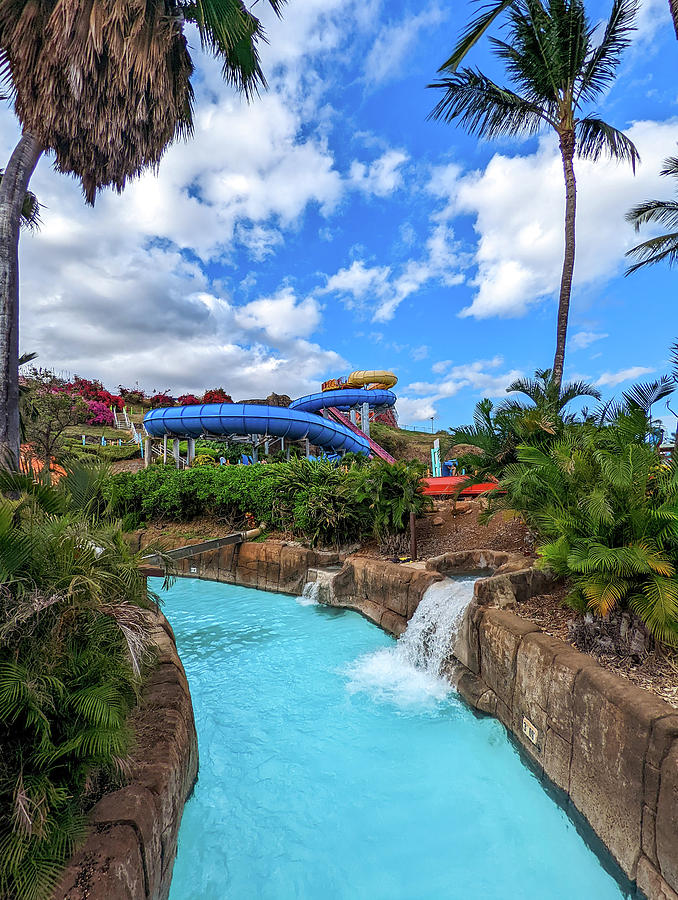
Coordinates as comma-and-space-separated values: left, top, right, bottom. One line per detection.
2, 0, 677, 432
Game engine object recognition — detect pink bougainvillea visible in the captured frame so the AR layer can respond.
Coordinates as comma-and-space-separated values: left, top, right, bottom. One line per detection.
202, 388, 233, 404
177, 393, 201, 405
149, 392, 175, 408
86, 400, 115, 426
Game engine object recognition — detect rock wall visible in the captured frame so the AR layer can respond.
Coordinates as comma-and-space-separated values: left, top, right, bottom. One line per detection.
54, 611, 199, 900
169, 539, 340, 596
454, 597, 678, 900
327, 556, 443, 636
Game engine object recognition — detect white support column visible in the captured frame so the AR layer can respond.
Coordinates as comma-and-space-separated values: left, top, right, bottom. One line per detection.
163, 435, 168, 464
305, 438, 311, 458
144, 437, 151, 469
361, 401, 370, 438
285, 445, 291, 461
349, 408, 357, 426
173, 439, 180, 469
187, 437, 196, 465
264, 440, 270, 456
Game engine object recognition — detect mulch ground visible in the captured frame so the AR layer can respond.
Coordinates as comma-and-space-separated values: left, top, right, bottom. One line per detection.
414, 500, 534, 558
517, 583, 678, 709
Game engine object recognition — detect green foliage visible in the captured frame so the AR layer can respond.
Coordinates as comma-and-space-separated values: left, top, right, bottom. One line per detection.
0, 463, 161, 900
448, 370, 599, 478
107, 457, 429, 548
488, 406, 678, 645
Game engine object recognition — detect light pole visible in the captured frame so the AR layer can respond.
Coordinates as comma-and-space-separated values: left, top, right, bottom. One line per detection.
429, 415, 436, 434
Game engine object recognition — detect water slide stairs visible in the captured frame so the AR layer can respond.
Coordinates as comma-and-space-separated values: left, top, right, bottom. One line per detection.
326, 407, 396, 464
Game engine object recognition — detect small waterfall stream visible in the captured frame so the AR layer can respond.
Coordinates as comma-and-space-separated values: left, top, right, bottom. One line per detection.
396, 576, 477, 676
346, 576, 477, 706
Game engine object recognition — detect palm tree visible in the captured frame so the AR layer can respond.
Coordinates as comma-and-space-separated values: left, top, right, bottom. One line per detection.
499, 368, 601, 432
626, 157, 678, 274
429, 0, 639, 394
440, 0, 678, 71
0, 0, 284, 469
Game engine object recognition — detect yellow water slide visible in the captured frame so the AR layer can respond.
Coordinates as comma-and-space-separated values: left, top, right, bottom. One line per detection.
346, 370, 398, 390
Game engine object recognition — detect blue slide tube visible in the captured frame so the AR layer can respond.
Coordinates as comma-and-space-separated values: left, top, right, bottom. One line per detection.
144, 403, 370, 455
290, 388, 396, 413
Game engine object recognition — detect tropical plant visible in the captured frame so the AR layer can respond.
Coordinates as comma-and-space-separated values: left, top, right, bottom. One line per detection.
440, 0, 678, 65
0, 0, 284, 468
448, 369, 599, 477
626, 156, 678, 274
500, 368, 601, 433
489, 410, 678, 645
354, 461, 431, 547
20, 374, 88, 473
429, 0, 639, 392
0, 462, 166, 900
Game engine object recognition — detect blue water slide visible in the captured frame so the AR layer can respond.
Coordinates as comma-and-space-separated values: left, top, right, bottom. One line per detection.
143, 403, 370, 455
290, 388, 396, 414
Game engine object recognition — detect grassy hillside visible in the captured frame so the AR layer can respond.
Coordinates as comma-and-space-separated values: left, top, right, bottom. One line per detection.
370, 422, 454, 465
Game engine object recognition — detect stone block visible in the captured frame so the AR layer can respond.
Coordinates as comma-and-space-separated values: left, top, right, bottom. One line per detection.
636, 855, 678, 900
513, 632, 562, 737
90, 785, 163, 897
478, 608, 538, 708
380, 609, 407, 637
542, 726, 572, 789
545, 647, 595, 742
54, 823, 144, 900
569, 665, 656, 878
657, 741, 678, 893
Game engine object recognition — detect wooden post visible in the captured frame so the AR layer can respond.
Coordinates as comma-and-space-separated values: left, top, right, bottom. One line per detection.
409, 511, 417, 561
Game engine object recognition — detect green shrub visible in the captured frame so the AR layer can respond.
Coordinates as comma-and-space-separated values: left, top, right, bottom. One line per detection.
489, 410, 678, 645
106, 458, 430, 547
0, 464, 162, 900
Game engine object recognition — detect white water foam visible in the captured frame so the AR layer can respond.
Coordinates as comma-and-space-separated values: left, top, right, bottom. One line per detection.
346, 576, 476, 707
297, 581, 320, 606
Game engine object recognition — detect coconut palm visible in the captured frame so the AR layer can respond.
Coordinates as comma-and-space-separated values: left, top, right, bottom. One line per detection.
626, 157, 678, 274
440, 0, 678, 71
0, 0, 284, 469
429, 0, 639, 394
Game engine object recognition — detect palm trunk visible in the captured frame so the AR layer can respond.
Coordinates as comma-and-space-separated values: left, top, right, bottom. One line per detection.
0, 132, 42, 470
552, 130, 577, 394
670, 0, 678, 39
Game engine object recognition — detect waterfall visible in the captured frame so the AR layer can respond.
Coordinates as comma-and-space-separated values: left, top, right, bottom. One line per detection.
297, 581, 321, 606
396, 577, 476, 676
346, 576, 477, 707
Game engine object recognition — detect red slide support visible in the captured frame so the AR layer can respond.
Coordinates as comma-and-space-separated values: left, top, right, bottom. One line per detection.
326, 407, 397, 464
421, 477, 501, 498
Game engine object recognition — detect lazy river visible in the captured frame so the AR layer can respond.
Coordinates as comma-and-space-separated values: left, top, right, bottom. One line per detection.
158, 576, 630, 900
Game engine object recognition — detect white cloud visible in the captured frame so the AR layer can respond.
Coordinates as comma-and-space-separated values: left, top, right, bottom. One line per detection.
430, 119, 678, 319
395, 357, 523, 425
596, 366, 655, 388
350, 149, 409, 197
323, 222, 463, 322
432, 359, 453, 374
364, 4, 446, 87
411, 345, 429, 361
571, 331, 609, 350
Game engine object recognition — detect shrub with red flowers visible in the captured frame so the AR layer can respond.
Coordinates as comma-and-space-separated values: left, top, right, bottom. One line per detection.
68, 376, 124, 409
86, 400, 115, 426
177, 393, 201, 405
149, 392, 175, 408
118, 386, 146, 405
202, 388, 233, 404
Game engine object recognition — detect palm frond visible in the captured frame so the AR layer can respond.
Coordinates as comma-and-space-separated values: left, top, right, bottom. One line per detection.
437, 0, 516, 72
428, 68, 551, 135
576, 116, 639, 170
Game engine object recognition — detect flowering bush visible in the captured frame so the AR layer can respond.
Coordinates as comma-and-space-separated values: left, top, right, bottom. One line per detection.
177, 393, 201, 405
68, 377, 124, 409
202, 388, 233, 404
118, 386, 146, 405
149, 392, 175, 408
86, 400, 115, 426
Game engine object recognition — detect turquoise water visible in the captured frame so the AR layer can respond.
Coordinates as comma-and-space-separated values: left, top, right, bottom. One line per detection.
159, 577, 627, 900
